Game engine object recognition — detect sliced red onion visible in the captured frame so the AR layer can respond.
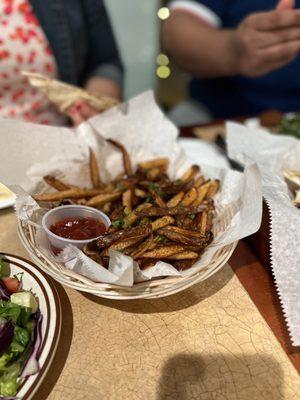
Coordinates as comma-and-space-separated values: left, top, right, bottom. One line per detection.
0, 280, 10, 300
0, 319, 14, 355
1, 397, 20, 399
20, 311, 42, 378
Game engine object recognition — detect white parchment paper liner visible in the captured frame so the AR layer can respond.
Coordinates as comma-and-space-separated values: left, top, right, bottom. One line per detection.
227, 121, 300, 346
15, 92, 262, 288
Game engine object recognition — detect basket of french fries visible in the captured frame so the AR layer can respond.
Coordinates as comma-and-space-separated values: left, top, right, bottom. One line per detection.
15, 92, 261, 299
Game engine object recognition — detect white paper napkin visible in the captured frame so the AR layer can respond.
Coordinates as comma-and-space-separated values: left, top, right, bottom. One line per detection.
227, 121, 300, 346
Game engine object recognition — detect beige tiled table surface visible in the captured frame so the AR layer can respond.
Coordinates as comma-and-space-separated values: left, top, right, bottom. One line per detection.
1, 208, 300, 400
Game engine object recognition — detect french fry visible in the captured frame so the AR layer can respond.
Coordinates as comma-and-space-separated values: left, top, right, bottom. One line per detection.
137, 204, 207, 217
123, 203, 152, 228
206, 179, 220, 198
192, 181, 211, 206
157, 227, 205, 246
194, 176, 205, 188
147, 168, 160, 181
178, 165, 200, 184
82, 244, 103, 264
102, 202, 111, 214
76, 198, 87, 205
89, 148, 102, 188
109, 237, 143, 251
198, 211, 207, 236
180, 187, 198, 206
167, 192, 184, 208
87, 192, 121, 207
149, 189, 166, 208
173, 259, 197, 271
161, 179, 194, 195
151, 216, 174, 231
34, 188, 103, 202
123, 212, 138, 228
206, 211, 213, 232
135, 188, 147, 198
112, 172, 126, 182
137, 258, 157, 270
107, 138, 133, 176
142, 245, 186, 258
97, 225, 152, 249
138, 158, 169, 171
164, 251, 199, 260
129, 236, 154, 259
110, 205, 125, 221
122, 189, 132, 214
163, 226, 201, 237
43, 175, 70, 191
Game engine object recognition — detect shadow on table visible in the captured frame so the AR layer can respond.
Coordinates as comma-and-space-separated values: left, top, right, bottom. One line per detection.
231, 242, 300, 356
157, 353, 284, 400
82, 264, 234, 314
0, 208, 13, 217
32, 282, 73, 400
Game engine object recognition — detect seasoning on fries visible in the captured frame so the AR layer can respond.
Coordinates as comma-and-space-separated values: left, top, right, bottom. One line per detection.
34, 139, 220, 272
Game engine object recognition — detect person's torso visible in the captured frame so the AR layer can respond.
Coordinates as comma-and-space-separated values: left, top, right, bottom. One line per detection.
29, 0, 88, 85
191, 0, 300, 118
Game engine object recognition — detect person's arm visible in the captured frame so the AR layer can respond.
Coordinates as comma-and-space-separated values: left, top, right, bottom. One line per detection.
161, 0, 300, 79
161, 11, 236, 78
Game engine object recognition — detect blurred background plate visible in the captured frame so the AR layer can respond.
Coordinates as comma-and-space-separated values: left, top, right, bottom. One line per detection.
0, 182, 16, 209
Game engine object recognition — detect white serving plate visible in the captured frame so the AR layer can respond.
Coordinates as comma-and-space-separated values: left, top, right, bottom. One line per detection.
0, 253, 61, 399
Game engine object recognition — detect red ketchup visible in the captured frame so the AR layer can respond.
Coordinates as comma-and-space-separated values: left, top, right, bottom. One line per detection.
50, 217, 106, 240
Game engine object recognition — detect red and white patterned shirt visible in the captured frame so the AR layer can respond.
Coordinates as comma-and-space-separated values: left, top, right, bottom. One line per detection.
0, 0, 66, 125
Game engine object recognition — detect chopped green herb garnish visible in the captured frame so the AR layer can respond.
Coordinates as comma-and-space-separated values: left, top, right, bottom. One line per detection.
280, 114, 300, 139
116, 183, 124, 191
156, 235, 168, 243
145, 196, 154, 203
112, 219, 124, 228
158, 190, 166, 199
140, 217, 150, 226
189, 213, 196, 220
148, 182, 159, 191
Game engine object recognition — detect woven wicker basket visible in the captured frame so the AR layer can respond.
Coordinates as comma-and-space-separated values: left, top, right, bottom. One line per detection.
17, 203, 237, 300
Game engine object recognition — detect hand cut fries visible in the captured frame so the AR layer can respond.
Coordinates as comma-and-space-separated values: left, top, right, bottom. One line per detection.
89, 148, 102, 189
43, 175, 70, 191
107, 138, 133, 177
284, 169, 300, 207
34, 188, 103, 202
34, 138, 220, 272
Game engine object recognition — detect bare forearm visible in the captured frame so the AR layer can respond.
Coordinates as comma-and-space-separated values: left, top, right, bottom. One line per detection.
161, 12, 238, 78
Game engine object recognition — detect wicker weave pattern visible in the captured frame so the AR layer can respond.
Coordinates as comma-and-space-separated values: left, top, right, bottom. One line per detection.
17, 203, 237, 299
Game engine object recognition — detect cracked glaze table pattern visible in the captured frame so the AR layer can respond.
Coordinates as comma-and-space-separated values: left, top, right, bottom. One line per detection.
1, 209, 299, 400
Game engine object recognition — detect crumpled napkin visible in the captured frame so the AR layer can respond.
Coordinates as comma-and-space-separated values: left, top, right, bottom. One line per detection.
227, 121, 300, 346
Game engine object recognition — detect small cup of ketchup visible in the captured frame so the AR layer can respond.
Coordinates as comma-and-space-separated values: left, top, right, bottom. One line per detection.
42, 205, 111, 250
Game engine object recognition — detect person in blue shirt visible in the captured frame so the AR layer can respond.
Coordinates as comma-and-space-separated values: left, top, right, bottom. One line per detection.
162, 0, 300, 119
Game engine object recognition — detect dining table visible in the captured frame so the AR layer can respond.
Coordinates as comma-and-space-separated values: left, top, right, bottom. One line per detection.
1, 123, 300, 400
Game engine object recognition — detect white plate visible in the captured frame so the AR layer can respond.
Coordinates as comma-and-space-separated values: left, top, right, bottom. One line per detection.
0, 193, 16, 210
0, 253, 61, 399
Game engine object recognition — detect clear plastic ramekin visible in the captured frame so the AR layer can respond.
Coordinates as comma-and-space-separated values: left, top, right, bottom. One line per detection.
42, 205, 111, 250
